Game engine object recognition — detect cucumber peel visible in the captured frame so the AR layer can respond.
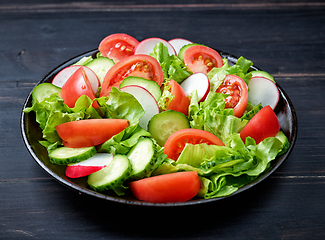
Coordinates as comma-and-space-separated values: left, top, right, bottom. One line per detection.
88, 155, 131, 192
49, 146, 96, 165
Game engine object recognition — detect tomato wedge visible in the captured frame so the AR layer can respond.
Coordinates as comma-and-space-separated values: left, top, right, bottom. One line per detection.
183, 45, 223, 74
165, 80, 191, 116
240, 105, 280, 144
100, 54, 164, 97
60, 67, 96, 108
56, 119, 129, 148
216, 74, 248, 118
129, 171, 201, 203
164, 128, 224, 161
98, 33, 139, 63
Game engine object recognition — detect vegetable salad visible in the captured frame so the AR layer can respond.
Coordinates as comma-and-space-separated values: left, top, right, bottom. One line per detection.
24, 33, 289, 203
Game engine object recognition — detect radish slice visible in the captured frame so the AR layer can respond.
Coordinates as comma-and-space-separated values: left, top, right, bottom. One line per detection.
248, 76, 280, 109
120, 85, 159, 130
65, 153, 113, 178
52, 65, 100, 93
134, 38, 176, 56
180, 72, 210, 102
168, 38, 193, 55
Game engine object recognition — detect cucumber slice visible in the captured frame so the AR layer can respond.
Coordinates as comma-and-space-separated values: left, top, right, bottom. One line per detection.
119, 76, 162, 102
87, 154, 131, 192
249, 70, 275, 83
49, 146, 96, 165
127, 138, 156, 180
148, 110, 190, 146
241, 103, 263, 121
85, 57, 114, 84
32, 83, 61, 104
178, 43, 206, 62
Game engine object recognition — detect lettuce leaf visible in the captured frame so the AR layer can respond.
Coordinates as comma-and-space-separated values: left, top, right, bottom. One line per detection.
188, 91, 247, 144
149, 42, 192, 83
207, 56, 253, 92
153, 133, 284, 199
98, 126, 151, 155
96, 87, 144, 137
23, 93, 91, 144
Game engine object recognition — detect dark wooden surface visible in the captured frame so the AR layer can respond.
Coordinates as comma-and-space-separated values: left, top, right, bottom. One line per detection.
1, 1, 324, 239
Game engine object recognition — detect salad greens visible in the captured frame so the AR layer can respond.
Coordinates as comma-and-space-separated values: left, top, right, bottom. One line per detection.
24, 39, 289, 200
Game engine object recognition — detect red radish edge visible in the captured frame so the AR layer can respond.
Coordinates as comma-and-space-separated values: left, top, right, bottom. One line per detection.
65, 153, 113, 178
120, 85, 159, 131
134, 37, 176, 56
180, 72, 210, 102
52, 65, 100, 93
248, 76, 280, 109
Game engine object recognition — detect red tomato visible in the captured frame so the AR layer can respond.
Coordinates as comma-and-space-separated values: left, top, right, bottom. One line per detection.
129, 171, 201, 203
164, 128, 224, 161
100, 54, 164, 97
165, 80, 191, 116
60, 67, 96, 108
55, 119, 129, 148
98, 33, 139, 63
183, 45, 223, 74
240, 105, 280, 144
216, 74, 248, 118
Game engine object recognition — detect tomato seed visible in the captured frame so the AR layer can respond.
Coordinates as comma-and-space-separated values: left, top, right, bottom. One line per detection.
206, 62, 214, 67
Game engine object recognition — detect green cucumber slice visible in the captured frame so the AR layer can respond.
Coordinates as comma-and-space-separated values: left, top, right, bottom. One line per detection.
241, 103, 263, 121
119, 76, 162, 102
87, 154, 131, 191
49, 146, 96, 165
32, 83, 61, 104
148, 110, 190, 146
85, 57, 115, 84
249, 70, 275, 83
127, 138, 156, 180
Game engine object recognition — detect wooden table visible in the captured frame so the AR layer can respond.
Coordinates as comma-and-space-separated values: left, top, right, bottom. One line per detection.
1, 1, 324, 239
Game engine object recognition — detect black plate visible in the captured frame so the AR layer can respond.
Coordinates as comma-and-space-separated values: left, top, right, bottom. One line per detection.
21, 49, 298, 207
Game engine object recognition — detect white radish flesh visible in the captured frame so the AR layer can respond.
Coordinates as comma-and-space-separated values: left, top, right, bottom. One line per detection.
65, 153, 113, 178
248, 76, 280, 110
134, 38, 176, 56
168, 38, 193, 55
120, 85, 160, 131
52, 65, 100, 93
180, 72, 210, 102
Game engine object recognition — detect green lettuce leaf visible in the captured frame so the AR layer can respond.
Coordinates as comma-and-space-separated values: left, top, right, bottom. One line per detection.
151, 131, 284, 199
98, 126, 151, 155
207, 56, 253, 92
149, 42, 192, 83
23, 93, 90, 144
96, 87, 144, 137
188, 91, 247, 143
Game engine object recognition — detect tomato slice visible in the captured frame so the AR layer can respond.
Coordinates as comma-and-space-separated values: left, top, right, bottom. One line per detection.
164, 128, 224, 161
100, 54, 164, 97
165, 80, 191, 116
60, 67, 96, 108
216, 74, 248, 118
183, 45, 223, 74
98, 33, 139, 63
129, 171, 201, 203
56, 119, 129, 148
240, 105, 280, 144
